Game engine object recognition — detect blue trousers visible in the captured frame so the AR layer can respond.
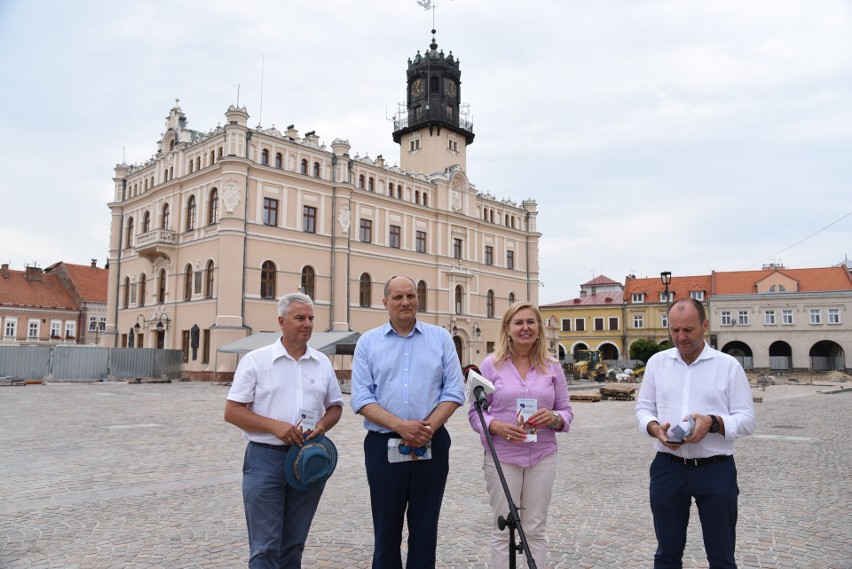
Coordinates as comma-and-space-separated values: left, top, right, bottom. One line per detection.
649, 452, 739, 569
242, 442, 326, 569
364, 427, 451, 569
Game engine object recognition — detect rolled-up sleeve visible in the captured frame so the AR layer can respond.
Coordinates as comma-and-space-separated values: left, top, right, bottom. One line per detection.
350, 333, 376, 414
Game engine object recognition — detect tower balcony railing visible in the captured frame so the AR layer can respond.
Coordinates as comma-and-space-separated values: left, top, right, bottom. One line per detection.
393, 107, 473, 133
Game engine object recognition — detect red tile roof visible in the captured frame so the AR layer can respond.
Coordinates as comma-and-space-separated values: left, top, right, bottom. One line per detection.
57, 263, 109, 302
541, 290, 624, 308
0, 267, 77, 309
711, 266, 852, 294
582, 274, 621, 287
624, 275, 711, 301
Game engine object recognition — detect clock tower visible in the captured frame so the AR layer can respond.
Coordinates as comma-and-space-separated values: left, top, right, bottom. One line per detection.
392, 30, 474, 175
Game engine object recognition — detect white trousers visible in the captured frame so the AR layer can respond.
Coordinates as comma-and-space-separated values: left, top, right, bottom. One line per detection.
483, 450, 558, 569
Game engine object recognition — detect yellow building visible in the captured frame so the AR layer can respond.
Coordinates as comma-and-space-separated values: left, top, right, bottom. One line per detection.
540, 275, 624, 361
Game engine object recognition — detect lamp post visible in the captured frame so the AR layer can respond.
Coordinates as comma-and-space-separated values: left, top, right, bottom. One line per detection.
660, 271, 672, 325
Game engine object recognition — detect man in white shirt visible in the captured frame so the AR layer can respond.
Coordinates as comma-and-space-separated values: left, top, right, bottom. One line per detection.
225, 293, 343, 569
636, 298, 756, 569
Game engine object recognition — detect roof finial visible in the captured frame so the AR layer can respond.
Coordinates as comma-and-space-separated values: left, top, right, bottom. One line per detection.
430, 29, 438, 52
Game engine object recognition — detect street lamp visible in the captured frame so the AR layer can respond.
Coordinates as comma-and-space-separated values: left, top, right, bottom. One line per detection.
156, 313, 169, 332
660, 271, 672, 311
472, 322, 481, 338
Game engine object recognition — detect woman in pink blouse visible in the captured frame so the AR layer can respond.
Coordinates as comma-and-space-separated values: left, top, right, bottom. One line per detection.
468, 302, 573, 569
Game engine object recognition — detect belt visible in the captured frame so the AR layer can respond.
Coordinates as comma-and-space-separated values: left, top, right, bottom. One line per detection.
250, 441, 291, 451
660, 452, 730, 467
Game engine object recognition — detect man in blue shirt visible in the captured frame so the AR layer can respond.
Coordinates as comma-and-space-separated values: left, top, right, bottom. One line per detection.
351, 276, 465, 569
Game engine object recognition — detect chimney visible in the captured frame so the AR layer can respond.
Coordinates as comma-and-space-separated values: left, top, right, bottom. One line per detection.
1, 263, 8, 278
25, 266, 43, 282
91, 258, 97, 268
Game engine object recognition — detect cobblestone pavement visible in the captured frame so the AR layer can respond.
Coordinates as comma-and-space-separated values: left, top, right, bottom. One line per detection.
1, 380, 849, 568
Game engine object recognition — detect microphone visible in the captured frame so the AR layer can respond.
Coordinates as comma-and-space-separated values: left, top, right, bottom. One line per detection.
463, 365, 495, 410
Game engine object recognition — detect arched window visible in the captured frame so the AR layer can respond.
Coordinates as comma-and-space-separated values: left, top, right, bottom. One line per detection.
210, 150, 215, 165
301, 159, 308, 174
158, 269, 166, 304
261, 149, 269, 165
423, 193, 428, 207
455, 285, 463, 315
196, 157, 201, 171
368, 177, 375, 192
483, 209, 488, 221
162, 203, 170, 230
144, 178, 149, 191
358, 175, 365, 189
415, 190, 421, 204
205, 260, 214, 298
169, 139, 175, 151
186, 196, 196, 231
301, 266, 315, 299
359, 273, 372, 307
123, 276, 130, 308
313, 162, 320, 177
260, 261, 276, 299
275, 153, 283, 168
139, 274, 147, 307
487, 290, 495, 318
218, 147, 223, 159
396, 185, 402, 199
505, 214, 510, 226
508, 292, 516, 305
188, 160, 194, 174
125, 217, 134, 248
511, 217, 515, 228
490, 210, 494, 223
184, 264, 193, 301
143, 211, 151, 233
417, 280, 428, 312
208, 188, 219, 225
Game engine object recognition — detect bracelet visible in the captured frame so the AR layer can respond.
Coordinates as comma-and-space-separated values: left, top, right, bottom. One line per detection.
551, 410, 561, 429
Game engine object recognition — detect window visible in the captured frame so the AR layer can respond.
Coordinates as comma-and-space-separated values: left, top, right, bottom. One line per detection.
809, 308, 822, 325
4, 318, 17, 338
205, 260, 214, 298
88, 317, 98, 332
485, 246, 493, 266
487, 341, 495, 353
301, 266, 315, 298
208, 188, 219, 225
415, 190, 420, 204
506, 250, 514, 270
303, 206, 317, 233
455, 285, 463, 315
358, 175, 365, 189
609, 317, 619, 331
359, 273, 372, 307
202, 329, 211, 363
275, 153, 282, 168
260, 261, 276, 299
143, 211, 151, 233
509, 292, 516, 305
130, 282, 137, 305
162, 203, 170, 229
139, 274, 146, 307
487, 290, 495, 318
764, 310, 776, 325
738, 310, 749, 325
186, 196, 196, 231
301, 159, 308, 175
828, 308, 841, 324
409, 138, 421, 152
661, 314, 668, 328
28, 319, 39, 339
416, 231, 427, 254
389, 225, 401, 249
158, 269, 166, 304
631, 293, 645, 303
263, 198, 279, 226
123, 276, 130, 308
184, 264, 193, 301
453, 238, 462, 260
769, 284, 787, 292
633, 314, 644, 329
690, 290, 705, 301
594, 317, 604, 331
99, 317, 106, 331
659, 291, 673, 303
125, 217, 134, 248
261, 149, 269, 165
368, 177, 375, 192
561, 319, 571, 332
50, 320, 61, 338
417, 280, 428, 312
64, 321, 76, 339
360, 219, 372, 243
782, 309, 794, 325
575, 318, 586, 332
721, 311, 733, 326
313, 162, 320, 177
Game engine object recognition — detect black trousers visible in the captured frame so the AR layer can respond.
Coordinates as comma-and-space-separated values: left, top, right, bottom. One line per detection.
364, 426, 451, 569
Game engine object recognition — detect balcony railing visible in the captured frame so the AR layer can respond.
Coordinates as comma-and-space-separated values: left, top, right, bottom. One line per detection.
136, 229, 176, 261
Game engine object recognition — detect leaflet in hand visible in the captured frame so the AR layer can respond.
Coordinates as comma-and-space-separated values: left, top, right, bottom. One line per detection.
296, 409, 319, 433
516, 398, 537, 443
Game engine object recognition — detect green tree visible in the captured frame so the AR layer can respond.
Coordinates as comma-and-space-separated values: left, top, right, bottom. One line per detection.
630, 338, 666, 363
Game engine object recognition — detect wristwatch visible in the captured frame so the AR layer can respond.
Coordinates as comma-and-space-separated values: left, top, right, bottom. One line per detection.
551, 410, 561, 428
709, 415, 720, 434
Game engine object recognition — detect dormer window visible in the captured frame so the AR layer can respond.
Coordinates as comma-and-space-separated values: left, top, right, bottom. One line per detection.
631, 293, 645, 303
660, 292, 674, 303
690, 291, 705, 301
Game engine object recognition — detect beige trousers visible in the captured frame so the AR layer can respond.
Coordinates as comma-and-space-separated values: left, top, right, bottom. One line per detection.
483, 450, 558, 569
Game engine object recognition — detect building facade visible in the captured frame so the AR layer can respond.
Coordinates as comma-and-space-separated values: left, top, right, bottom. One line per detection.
106, 33, 540, 380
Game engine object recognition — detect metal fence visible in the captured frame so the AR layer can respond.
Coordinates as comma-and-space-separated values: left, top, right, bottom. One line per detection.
810, 356, 845, 371
0, 345, 183, 381
769, 356, 791, 371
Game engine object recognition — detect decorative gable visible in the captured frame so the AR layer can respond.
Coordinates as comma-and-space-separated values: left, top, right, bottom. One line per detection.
755, 271, 798, 293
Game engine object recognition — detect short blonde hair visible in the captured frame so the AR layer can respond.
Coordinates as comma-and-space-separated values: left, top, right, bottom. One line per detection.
492, 302, 555, 372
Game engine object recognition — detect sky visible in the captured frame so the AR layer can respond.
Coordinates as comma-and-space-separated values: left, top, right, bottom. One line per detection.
0, 0, 850, 305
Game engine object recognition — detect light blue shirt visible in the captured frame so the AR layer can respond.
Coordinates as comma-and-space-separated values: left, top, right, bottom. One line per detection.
351, 320, 465, 432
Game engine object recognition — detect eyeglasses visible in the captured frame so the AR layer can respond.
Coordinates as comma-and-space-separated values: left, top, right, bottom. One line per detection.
398, 444, 427, 457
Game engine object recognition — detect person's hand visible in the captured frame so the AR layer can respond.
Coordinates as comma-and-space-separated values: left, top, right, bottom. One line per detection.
528, 408, 557, 429
395, 420, 433, 447
303, 423, 327, 441
273, 421, 305, 447
682, 414, 712, 444
489, 420, 527, 444
650, 421, 683, 450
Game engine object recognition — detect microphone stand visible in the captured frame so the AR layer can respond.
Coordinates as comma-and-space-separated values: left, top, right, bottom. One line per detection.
473, 397, 538, 569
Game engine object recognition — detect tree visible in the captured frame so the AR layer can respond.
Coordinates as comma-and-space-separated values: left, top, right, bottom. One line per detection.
630, 338, 666, 363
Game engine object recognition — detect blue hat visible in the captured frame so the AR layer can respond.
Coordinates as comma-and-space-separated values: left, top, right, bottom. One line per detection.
284, 434, 338, 491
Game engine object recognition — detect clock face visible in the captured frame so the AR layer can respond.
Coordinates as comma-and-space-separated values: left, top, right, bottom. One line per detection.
411, 78, 424, 98
447, 79, 457, 97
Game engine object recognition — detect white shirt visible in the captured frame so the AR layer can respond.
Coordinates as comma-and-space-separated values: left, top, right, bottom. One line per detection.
227, 338, 344, 445
635, 342, 756, 459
